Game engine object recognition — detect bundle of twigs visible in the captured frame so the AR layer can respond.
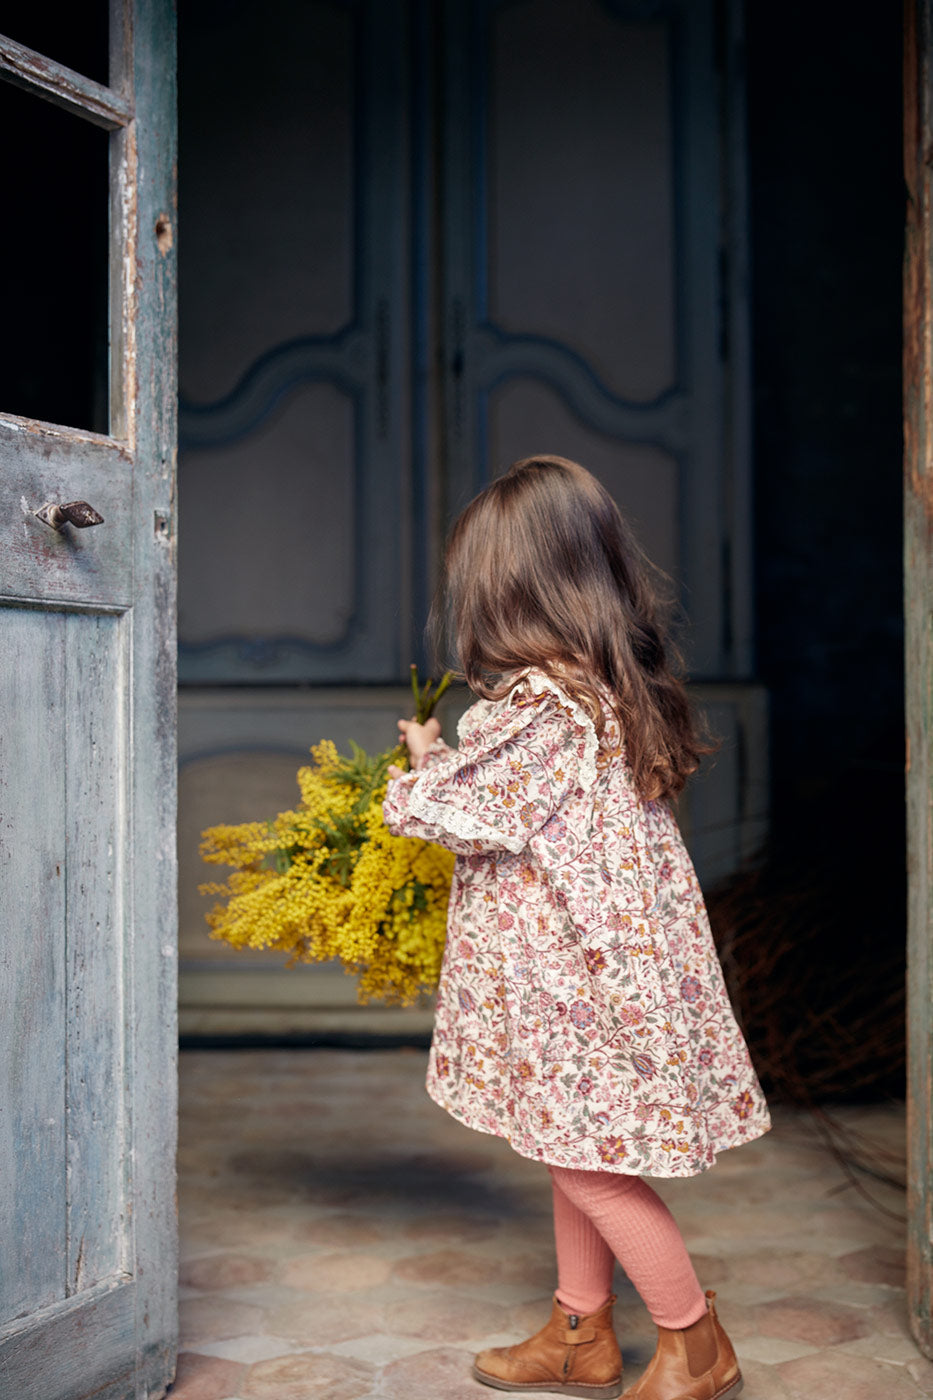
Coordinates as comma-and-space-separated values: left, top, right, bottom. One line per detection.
708, 854, 904, 1103
707, 851, 906, 1210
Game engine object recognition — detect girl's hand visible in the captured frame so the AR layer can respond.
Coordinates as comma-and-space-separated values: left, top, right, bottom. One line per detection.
396, 716, 442, 770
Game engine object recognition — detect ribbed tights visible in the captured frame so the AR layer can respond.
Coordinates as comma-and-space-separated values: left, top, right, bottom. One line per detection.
549, 1165, 708, 1330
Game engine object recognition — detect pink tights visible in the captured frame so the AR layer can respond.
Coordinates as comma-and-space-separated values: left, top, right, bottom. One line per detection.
549, 1165, 707, 1330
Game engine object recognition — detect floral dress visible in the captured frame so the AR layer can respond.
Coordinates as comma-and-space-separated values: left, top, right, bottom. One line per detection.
383, 670, 770, 1177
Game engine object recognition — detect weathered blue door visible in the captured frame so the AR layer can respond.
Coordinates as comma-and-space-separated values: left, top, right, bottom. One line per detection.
0, 4, 178, 1397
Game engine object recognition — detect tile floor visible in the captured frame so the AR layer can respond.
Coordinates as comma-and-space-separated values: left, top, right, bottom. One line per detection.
170, 1049, 931, 1400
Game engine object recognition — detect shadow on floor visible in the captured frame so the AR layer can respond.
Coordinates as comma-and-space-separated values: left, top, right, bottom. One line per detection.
171, 1048, 930, 1400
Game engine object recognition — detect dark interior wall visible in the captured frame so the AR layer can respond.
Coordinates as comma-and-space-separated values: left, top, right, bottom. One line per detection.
731, 3, 905, 1097
746, 3, 904, 852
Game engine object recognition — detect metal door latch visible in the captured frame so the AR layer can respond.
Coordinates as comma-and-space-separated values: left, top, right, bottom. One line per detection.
34, 501, 105, 532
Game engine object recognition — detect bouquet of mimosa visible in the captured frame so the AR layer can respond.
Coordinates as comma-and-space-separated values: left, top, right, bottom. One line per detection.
199, 668, 455, 1004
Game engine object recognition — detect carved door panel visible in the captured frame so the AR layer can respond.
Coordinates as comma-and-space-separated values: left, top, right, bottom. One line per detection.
439, 0, 750, 681
177, 0, 411, 684
177, 0, 749, 687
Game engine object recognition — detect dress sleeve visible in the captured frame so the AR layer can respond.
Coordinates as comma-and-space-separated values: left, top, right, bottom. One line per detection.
415, 737, 455, 773
383, 678, 597, 856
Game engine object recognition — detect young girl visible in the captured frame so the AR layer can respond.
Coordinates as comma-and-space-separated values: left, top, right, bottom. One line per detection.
384, 456, 769, 1400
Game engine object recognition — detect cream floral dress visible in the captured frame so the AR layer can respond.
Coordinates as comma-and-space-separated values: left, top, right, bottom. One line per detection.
383, 670, 770, 1177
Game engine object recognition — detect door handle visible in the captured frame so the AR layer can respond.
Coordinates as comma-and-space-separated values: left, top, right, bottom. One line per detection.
34, 501, 105, 532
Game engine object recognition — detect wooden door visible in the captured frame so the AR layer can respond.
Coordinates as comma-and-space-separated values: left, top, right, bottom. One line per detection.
438, 0, 751, 682
176, 0, 412, 684
172, 0, 761, 1035
0, 3, 178, 1397
174, 0, 752, 688
904, 0, 933, 1360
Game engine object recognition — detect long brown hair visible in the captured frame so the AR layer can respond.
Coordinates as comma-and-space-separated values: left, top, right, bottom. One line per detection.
433, 455, 712, 802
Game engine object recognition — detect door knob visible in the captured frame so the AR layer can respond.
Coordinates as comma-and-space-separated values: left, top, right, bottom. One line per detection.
34, 501, 105, 531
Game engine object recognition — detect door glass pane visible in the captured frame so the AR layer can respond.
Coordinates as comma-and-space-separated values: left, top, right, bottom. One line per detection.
0, 5, 109, 86
0, 81, 110, 434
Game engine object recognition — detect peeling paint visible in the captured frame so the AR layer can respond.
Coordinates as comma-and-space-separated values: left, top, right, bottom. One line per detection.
0, 412, 132, 458
0, 33, 133, 131
154, 214, 173, 256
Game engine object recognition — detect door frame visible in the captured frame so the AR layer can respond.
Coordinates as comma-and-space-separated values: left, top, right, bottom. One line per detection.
904, 0, 933, 1360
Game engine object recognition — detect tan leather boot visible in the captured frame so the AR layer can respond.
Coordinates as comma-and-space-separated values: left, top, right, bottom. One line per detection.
621, 1292, 742, 1400
472, 1293, 623, 1397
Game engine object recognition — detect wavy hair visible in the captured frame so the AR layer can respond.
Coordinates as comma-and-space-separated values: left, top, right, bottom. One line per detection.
432, 455, 712, 802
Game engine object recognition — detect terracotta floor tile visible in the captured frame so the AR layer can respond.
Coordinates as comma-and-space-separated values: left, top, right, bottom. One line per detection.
239, 1351, 373, 1400
392, 1246, 503, 1287
295, 1211, 388, 1247
751, 1294, 871, 1346
824, 1280, 907, 1309
218, 1284, 313, 1310
838, 1243, 907, 1288
384, 1290, 504, 1342
684, 1251, 730, 1285
280, 1249, 393, 1292
801, 1204, 905, 1246
708, 1296, 773, 1342
191, 1335, 300, 1365
262, 1294, 381, 1346
866, 1295, 916, 1338
401, 1210, 502, 1242
328, 1331, 442, 1366
179, 1297, 269, 1349
495, 1249, 560, 1287
506, 1293, 561, 1336
716, 1248, 839, 1290
477, 1279, 564, 1307
730, 1356, 795, 1398
379, 1344, 495, 1400
777, 1348, 928, 1400
838, 1331, 933, 1366
192, 1213, 305, 1251
180, 1254, 273, 1291
735, 1335, 818, 1365
167, 1352, 247, 1400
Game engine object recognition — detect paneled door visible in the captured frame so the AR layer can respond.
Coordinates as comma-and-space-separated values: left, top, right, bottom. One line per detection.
439, 0, 751, 680
177, 0, 412, 684
178, 0, 751, 686
174, 0, 759, 1036
0, 3, 178, 1397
